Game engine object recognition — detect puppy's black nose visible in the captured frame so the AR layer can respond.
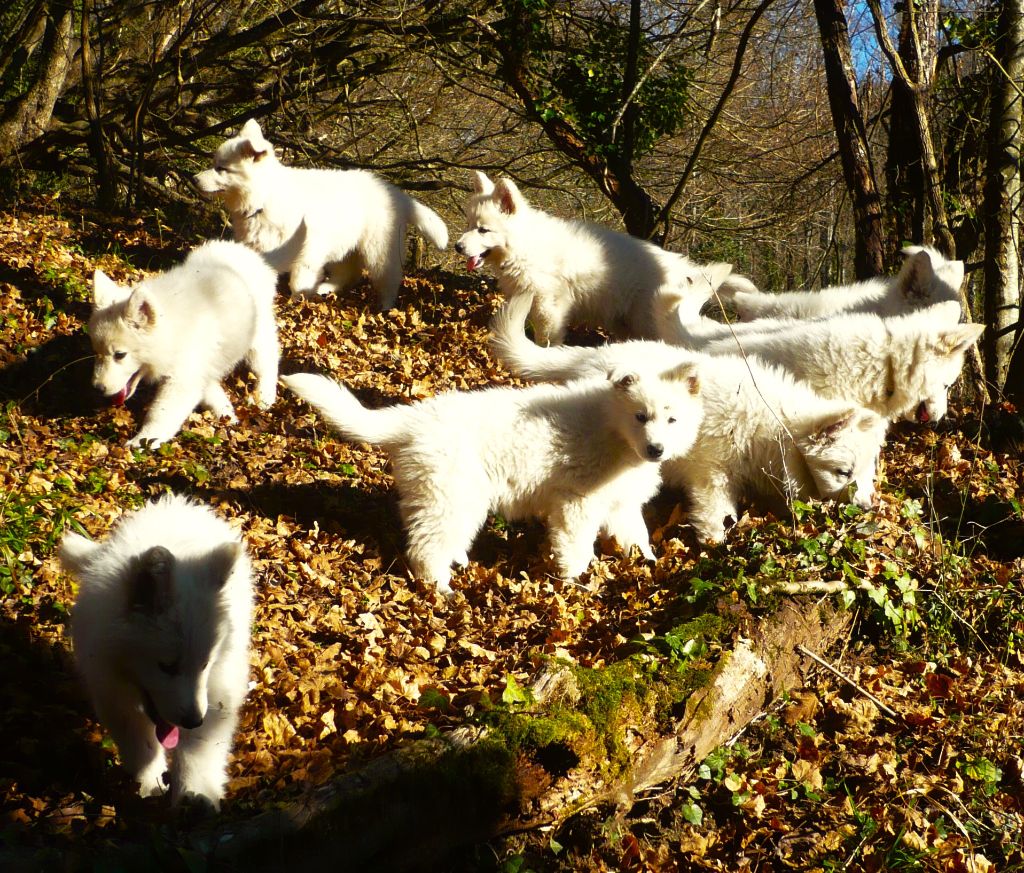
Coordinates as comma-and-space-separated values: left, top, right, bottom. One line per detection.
180, 711, 204, 730
646, 443, 664, 460
455, 240, 466, 255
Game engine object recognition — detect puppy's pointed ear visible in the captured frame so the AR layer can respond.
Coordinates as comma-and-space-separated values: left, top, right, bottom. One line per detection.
58, 532, 99, 576
661, 361, 700, 395
897, 248, 937, 300
609, 369, 639, 390
472, 170, 495, 195
206, 542, 241, 591
238, 118, 270, 161
704, 262, 734, 290
92, 270, 128, 309
933, 322, 985, 357
810, 410, 856, 445
125, 288, 157, 331
239, 118, 263, 140
494, 178, 525, 215
127, 545, 175, 614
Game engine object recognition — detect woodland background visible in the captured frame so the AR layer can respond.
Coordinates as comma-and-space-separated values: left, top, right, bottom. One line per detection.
0, 1, 1023, 871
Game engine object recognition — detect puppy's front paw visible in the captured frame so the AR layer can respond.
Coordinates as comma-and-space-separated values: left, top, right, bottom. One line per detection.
127, 434, 165, 451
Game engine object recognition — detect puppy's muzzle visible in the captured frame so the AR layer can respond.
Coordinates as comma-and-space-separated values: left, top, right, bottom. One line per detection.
646, 443, 665, 460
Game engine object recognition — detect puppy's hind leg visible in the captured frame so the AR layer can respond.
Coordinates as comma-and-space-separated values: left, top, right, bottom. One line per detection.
402, 493, 487, 595
364, 224, 405, 311
246, 311, 280, 409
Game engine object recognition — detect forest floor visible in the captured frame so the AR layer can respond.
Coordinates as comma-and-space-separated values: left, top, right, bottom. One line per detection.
1, 192, 1023, 872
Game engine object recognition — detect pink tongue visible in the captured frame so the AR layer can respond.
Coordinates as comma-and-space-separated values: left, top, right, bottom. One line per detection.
916, 403, 930, 423
156, 721, 179, 749
112, 387, 128, 407
466, 255, 482, 272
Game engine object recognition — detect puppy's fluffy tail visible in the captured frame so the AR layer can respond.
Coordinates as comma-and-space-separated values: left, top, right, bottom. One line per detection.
409, 200, 449, 250
489, 294, 600, 382
282, 373, 408, 445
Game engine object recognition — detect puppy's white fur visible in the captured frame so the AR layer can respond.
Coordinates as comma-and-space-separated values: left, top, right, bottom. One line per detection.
283, 366, 703, 592
59, 493, 254, 809
456, 170, 745, 345
715, 245, 964, 321
88, 240, 280, 449
490, 295, 888, 541
194, 119, 448, 308
665, 301, 982, 423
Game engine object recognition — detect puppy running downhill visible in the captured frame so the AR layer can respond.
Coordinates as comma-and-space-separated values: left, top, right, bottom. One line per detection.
283, 366, 703, 593
456, 170, 743, 345
88, 240, 280, 449
59, 493, 254, 810
194, 118, 448, 309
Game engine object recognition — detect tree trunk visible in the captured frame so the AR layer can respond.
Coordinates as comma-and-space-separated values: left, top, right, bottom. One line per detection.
983, 0, 1024, 395
0, 4, 75, 164
884, 0, 940, 248
812, 0, 886, 278
81, 0, 117, 210
865, 0, 954, 257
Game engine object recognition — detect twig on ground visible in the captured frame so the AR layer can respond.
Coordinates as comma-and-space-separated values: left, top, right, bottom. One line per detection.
796, 644, 899, 719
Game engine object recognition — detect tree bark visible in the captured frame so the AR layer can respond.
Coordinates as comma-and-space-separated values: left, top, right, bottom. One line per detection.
80, 0, 116, 210
812, 0, 886, 279
865, 0, 955, 257
0, 4, 75, 164
884, 0, 940, 248
983, 0, 1024, 396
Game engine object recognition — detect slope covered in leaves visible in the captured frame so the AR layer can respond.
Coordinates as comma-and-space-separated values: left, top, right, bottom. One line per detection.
0, 195, 1022, 871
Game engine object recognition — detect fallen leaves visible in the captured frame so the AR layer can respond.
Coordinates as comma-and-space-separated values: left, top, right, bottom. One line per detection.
0, 196, 1023, 871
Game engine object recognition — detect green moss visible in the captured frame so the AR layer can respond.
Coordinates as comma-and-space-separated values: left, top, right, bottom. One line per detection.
472, 608, 738, 787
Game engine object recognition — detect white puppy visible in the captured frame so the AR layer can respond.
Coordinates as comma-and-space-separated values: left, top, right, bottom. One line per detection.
283, 365, 704, 592
194, 118, 448, 308
489, 295, 888, 541
664, 301, 983, 423
455, 170, 742, 345
714, 245, 964, 321
59, 493, 254, 810
88, 240, 280, 449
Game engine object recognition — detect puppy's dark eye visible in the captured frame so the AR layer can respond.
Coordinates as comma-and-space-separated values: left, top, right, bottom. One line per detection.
215, 166, 227, 174
667, 417, 676, 424
477, 226, 490, 234
158, 661, 180, 676
835, 468, 853, 480
113, 351, 127, 362
635, 412, 650, 424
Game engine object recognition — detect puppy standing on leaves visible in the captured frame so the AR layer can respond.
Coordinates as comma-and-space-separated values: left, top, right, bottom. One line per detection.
59, 494, 255, 811
284, 362, 704, 594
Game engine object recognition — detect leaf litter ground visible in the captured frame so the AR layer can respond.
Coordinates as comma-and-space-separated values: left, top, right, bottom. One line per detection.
0, 196, 1022, 871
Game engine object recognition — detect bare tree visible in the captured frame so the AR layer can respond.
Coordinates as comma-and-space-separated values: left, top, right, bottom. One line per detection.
985, 0, 1024, 400
812, 0, 885, 278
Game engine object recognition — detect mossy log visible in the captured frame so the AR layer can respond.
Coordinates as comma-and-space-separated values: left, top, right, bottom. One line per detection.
17, 596, 850, 872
